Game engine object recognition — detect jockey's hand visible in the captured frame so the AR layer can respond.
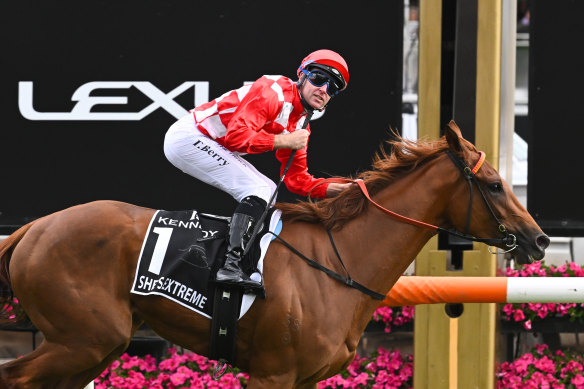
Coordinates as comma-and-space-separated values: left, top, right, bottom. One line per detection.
274, 129, 309, 150
326, 182, 353, 197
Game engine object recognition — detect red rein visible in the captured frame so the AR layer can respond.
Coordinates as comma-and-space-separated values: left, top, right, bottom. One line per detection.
313, 151, 487, 232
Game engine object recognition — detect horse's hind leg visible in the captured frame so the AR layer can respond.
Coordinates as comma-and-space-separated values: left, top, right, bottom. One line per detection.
52, 343, 131, 389
0, 337, 130, 389
0, 301, 135, 389
0, 301, 136, 389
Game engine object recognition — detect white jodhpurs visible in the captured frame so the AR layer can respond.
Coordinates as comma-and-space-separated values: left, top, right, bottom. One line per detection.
163, 114, 277, 204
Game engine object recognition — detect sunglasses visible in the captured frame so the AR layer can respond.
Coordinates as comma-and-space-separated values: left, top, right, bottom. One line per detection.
300, 68, 343, 96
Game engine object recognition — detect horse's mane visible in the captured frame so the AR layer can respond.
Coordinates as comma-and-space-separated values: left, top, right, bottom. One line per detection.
276, 133, 451, 231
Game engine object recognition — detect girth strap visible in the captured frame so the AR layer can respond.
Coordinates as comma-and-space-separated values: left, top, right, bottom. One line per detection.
268, 231, 386, 300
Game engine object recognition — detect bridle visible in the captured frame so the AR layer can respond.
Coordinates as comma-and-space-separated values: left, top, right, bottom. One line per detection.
445, 150, 517, 252
355, 150, 517, 253
269, 149, 518, 301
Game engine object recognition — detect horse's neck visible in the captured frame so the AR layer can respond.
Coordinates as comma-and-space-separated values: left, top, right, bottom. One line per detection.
337, 162, 451, 297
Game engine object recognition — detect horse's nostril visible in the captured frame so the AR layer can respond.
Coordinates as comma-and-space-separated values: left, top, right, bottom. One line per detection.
537, 234, 551, 249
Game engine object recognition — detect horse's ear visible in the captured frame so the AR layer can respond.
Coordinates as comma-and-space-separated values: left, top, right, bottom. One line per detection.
445, 120, 464, 153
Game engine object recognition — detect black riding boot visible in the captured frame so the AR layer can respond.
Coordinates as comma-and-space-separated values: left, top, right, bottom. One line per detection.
215, 212, 263, 289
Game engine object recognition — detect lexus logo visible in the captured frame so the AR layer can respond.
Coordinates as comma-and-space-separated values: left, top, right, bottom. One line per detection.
18, 81, 210, 121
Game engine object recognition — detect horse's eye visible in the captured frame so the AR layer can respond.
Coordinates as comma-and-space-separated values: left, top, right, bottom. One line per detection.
488, 182, 503, 193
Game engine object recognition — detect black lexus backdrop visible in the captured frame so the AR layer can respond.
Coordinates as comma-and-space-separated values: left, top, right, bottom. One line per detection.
528, 0, 584, 236
0, 1, 403, 228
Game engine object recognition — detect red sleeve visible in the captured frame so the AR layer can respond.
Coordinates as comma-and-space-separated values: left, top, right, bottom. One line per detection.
223, 82, 279, 154
276, 144, 329, 198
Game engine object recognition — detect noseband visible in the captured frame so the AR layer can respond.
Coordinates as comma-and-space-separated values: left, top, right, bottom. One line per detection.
356, 150, 517, 253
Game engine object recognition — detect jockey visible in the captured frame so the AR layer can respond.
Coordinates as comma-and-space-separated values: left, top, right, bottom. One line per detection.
163, 49, 352, 291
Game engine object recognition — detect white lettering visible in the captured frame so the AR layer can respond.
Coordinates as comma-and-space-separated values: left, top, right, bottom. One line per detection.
198, 296, 208, 309
136, 275, 207, 309
158, 217, 199, 229
177, 284, 187, 299
184, 287, 193, 301
149, 227, 173, 275
201, 230, 219, 238
164, 279, 174, 293
178, 220, 200, 229
18, 81, 210, 121
156, 277, 165, 290
143, 277, 154, 291
190, 291, 206, 308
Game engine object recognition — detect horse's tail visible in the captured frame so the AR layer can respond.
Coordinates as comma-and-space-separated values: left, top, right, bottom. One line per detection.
0, 221, 37, 323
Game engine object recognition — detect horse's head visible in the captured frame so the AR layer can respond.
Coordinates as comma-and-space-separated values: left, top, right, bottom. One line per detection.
443, 120, 549, 264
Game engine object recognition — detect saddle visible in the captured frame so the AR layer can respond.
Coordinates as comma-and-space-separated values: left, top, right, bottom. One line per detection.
130, 208, 281, 365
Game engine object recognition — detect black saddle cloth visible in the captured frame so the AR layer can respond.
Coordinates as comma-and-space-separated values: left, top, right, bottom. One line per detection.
130, 209, 270, 317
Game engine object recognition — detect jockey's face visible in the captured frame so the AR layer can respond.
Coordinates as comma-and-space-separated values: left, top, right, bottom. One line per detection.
299, 80, 331, 110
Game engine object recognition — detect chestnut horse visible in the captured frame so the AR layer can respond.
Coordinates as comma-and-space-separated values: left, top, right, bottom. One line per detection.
0, 121, 549, 388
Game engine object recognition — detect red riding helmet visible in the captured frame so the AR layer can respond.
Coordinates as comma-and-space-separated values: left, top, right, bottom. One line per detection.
297, 49, 349, 91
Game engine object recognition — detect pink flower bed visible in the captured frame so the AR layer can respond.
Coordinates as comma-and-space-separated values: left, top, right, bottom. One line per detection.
95, 346, 413, 389
95, 348, 249, 388
497, 344, 584, 389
